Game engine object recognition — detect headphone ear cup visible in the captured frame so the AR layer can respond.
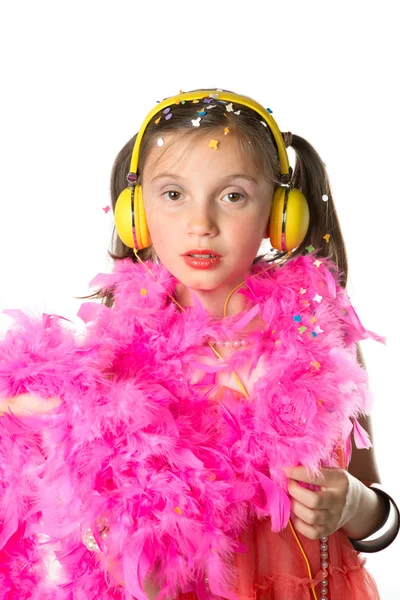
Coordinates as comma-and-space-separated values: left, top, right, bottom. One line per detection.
114, 185, 152, 250
269, 187, 310, 252
133, 185, 152, 249
115, 187, 135, 249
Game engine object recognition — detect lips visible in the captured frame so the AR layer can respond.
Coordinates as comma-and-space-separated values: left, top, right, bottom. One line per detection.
183, 249, 222, 258
182, 250, 222, 270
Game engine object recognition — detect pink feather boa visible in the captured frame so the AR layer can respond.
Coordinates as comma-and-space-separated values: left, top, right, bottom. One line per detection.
0, 254, 385, 599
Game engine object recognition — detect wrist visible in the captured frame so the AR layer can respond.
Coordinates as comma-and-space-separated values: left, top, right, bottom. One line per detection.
341, 480, 387, 540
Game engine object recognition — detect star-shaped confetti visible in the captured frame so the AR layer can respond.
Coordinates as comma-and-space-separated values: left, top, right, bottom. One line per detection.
323, 233, 331, 243
310, 316, 317, 324
305, 245, 315, 253
102, 206, 110, 214
155, 116, 161, 125
192, 117, 201, 127
192, 99, 200, 103
140, 288, 148, 296
208, 139, 219, 150
301, 300, 310, 307
314, 326, 324, 334
234, 110, 241, 115
266, 107, 273, 113
198, 110, 207, 116
293, 315, 302, 322
157, 138, 164, 147
224, 127, 230, 135
313, 294, 322, 303
226, 102, 234, 112
299, 326, 307, 333
313, 259, 322, 268
299, 287, 307, 295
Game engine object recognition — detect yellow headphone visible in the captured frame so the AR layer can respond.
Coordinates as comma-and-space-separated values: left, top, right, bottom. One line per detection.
114, 89, 310, 253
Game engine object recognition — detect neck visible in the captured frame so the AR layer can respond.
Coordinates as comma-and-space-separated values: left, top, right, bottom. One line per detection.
175, 281, 248, 318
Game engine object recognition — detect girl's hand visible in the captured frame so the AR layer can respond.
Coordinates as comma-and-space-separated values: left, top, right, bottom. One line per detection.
283, 466, 363, 539
0, 393, 62, 417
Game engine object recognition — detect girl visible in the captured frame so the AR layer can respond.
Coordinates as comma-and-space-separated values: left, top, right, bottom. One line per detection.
0, 88, 398, 600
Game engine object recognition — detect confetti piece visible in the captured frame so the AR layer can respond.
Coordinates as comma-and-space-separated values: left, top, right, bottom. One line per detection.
310, 316, 317, 324
206, 472, 216, 481
224, 127, 230, 135
305, 245, 315, 253
198, 110, 207, 116
322, 194, 329, 202
310, 360, 321, 370
163, 107, 171, 115
181, 100, 186, 104
271, 329, 276, 335
206, 104, 217, 109
165, 113, 173, 120
299, 288, 307, 295
266, 107, 273, 113
157, 138, 164, 147
192, 117, 201, 127
313, 294, 322, 303
260, 121, 267, 127
317, 399, 323, 406
234, 110, 241, 115
226, 103, 234, 112
102, 206, 110, 214
323, 233, 331, 243
174, 507, 182, 515
209, 93, 219, 98
301, 300, 310, 307
299, 326, 307, 333
314, 326, 324, 334
140, 288, 148, 296
275, 339, 281, 345
155, 117, 161, 125
192, 99, 199, 103
313, 259, 322, 268
203, 98, 212, 104
208, 139, 219, 150
293, 315, 302, 322
312, 332, 318, 337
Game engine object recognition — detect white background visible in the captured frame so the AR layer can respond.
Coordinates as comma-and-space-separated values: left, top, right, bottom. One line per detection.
0, 1, 399, 596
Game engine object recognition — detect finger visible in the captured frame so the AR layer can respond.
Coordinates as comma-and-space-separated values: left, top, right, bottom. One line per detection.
291, 498, 329, 527
287, 479, 330, 510
290, 515, 328, 541
283, 466, 327, 487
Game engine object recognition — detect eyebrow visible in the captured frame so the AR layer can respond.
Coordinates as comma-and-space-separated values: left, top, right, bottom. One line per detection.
150, 172, 259, 185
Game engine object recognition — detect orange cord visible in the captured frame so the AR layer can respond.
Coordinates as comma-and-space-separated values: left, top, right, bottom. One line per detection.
133, 250, 317, 597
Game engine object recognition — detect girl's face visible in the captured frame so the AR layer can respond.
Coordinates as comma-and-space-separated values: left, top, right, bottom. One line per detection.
141, 132, 274, 309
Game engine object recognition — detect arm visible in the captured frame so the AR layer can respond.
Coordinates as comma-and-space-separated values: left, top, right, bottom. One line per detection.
0, 393, 62, 416
340, 344, 388, 539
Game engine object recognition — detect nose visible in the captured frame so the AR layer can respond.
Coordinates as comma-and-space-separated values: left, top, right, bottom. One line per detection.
186, 199, 219, 237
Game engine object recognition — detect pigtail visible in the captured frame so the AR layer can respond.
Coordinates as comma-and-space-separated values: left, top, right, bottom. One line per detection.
288, 134, 349, 287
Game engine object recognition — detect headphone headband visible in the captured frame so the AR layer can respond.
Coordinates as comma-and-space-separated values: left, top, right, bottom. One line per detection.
128, 89, 290, 179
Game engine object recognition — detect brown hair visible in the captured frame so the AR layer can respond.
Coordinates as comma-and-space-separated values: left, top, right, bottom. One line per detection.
90, 91, 348, 306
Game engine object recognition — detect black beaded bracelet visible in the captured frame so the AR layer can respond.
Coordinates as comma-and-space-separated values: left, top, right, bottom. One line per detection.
350, 483, 400, 553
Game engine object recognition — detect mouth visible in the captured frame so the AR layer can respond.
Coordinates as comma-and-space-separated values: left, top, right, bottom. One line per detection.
182, 250, 222, 270
183, 249, 222, 258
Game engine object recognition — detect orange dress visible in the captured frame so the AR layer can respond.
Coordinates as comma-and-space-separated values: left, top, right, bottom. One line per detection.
176, 380, 381, 600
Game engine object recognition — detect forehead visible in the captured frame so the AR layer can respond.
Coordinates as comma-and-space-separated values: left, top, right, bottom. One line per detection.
142, 132, 259, 181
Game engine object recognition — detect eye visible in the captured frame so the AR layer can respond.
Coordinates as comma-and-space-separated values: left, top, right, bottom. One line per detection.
163, 190, 182, 201
221, 192, 245, 203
